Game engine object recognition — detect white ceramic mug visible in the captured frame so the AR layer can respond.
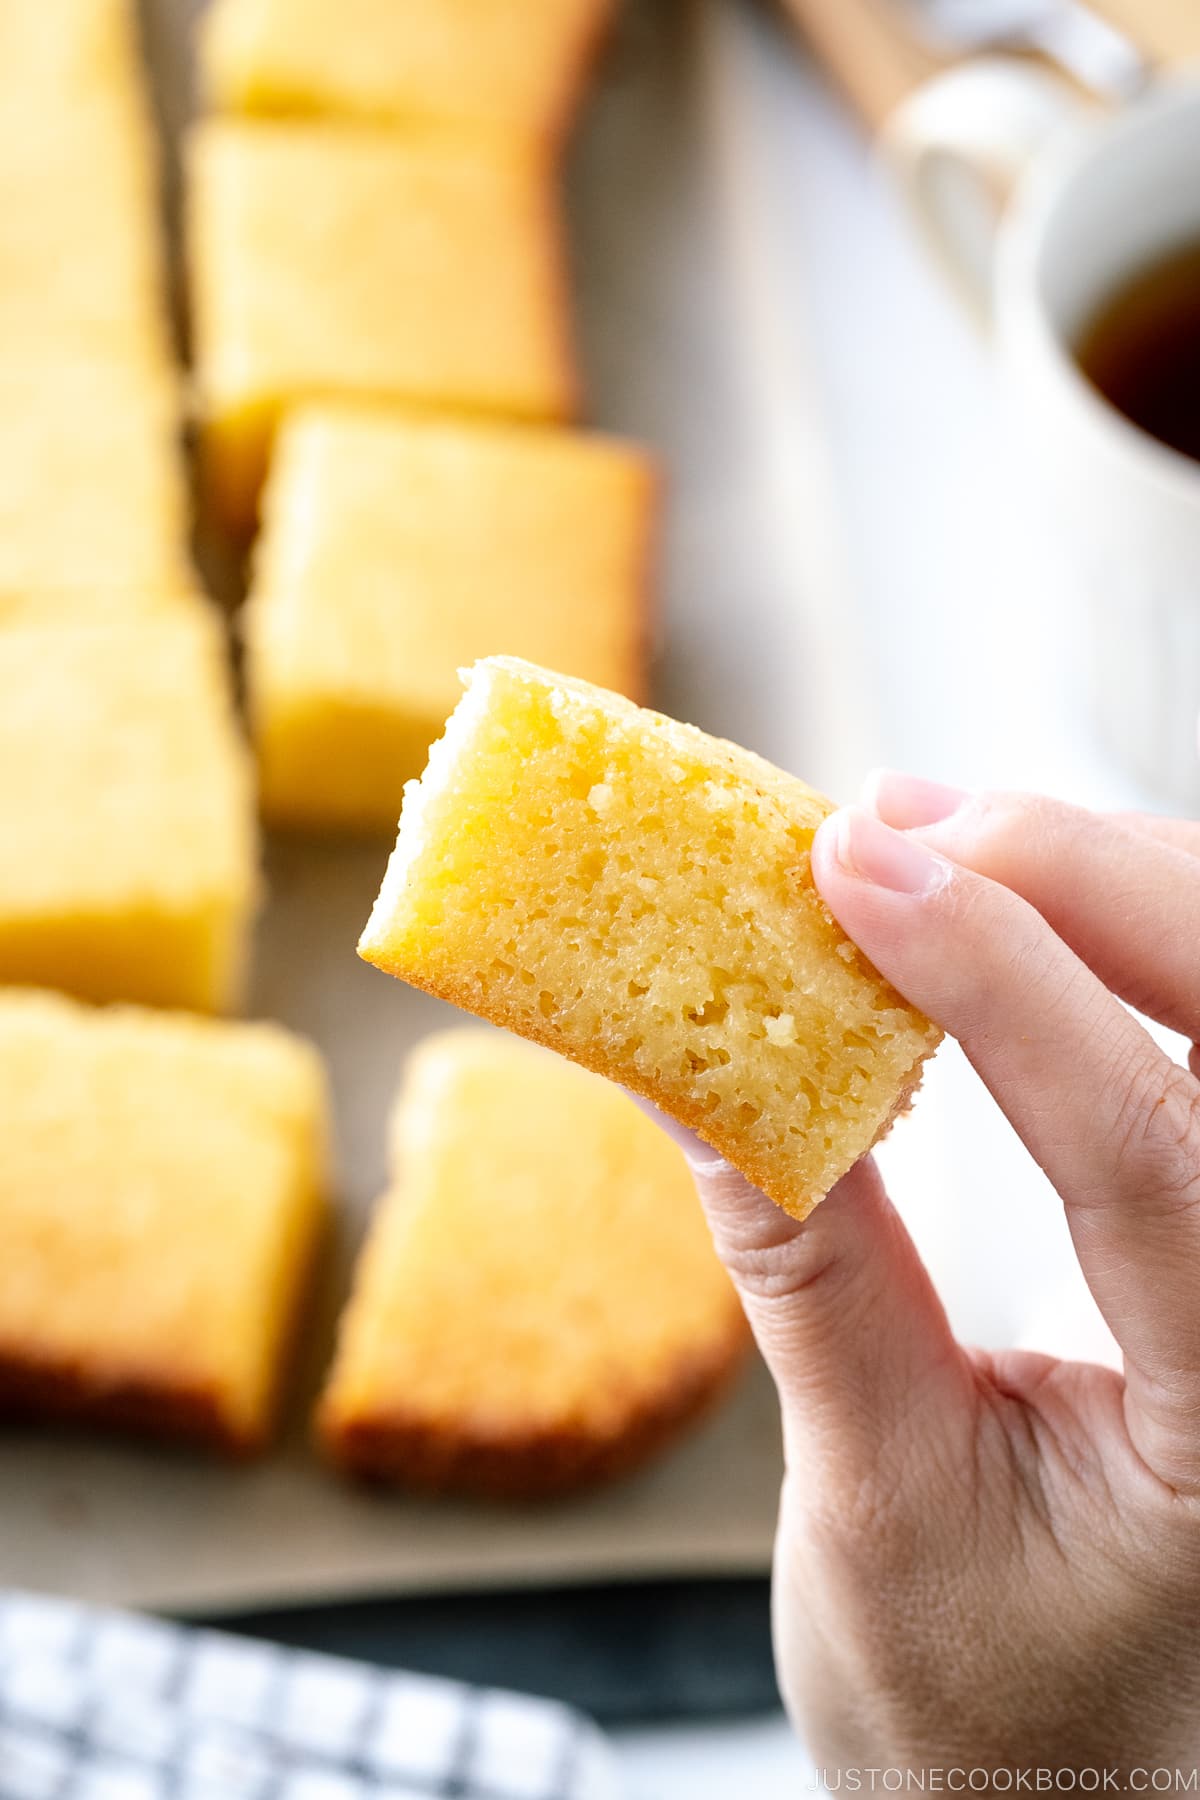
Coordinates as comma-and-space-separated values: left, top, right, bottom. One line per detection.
884, 64, 1200, 811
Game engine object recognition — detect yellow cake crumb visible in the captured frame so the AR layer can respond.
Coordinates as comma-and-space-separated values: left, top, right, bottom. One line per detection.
202, 0, 615, 146
0, 989, 329, 1453
245, 406, 655, 831
188, 121, 576, 529
0, 613, 258, 1012
359, 658, 942, 1220
318, 1029, 747, 1495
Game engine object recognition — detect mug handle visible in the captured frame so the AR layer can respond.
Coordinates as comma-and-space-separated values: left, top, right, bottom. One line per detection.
881, 58, 1089, 321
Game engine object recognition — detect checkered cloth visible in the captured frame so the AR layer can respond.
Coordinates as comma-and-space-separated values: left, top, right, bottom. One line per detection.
0, 1592, 621, 1800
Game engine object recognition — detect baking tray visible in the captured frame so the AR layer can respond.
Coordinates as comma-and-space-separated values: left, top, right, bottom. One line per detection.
0, 0, 870, 1613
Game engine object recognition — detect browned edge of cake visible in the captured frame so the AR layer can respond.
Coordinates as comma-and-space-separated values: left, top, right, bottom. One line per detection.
627, 451, 665, 707
0, 1349, 256, 1459
541, 0, 622, 156
317, 1320, 752, 1501
530, 144, 584, 428
0, 1201, 332, 1460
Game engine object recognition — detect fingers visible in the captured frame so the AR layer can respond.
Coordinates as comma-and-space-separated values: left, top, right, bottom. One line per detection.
645, 1098, 970, 1484
864, 773, 1200, 1041
1113, 811, 1200, 860
811, 806, 1200, 1485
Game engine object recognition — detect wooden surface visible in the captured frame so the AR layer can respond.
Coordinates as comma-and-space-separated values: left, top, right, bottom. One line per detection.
778, 0, 945, 129
779, 0, 1198, 133
1091, 0, 1200, 62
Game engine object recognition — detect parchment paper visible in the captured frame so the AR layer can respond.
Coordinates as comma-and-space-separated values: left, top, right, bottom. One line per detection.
0, 0, 869, 1613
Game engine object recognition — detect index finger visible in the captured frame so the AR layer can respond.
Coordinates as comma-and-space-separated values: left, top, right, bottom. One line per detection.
867, 778, 1200, 1043
812, 805, 1200, 1493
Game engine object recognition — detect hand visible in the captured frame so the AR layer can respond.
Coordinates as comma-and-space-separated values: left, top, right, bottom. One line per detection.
685, 776, 1200, 1779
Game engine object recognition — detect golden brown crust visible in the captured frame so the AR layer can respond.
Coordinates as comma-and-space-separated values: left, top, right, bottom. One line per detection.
0, 1347, 259, 1459
318, 1317, 752, 1500
532, 157, 581, 426
627, 457, 664, 706
357, 953, 938, 1221
544, 0, 620, 155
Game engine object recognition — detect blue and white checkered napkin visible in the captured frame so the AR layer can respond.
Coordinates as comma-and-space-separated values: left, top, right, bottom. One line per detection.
0, 1591, 621, 1800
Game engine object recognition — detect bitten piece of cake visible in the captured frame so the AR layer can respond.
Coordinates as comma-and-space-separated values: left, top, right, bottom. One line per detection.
201, 0, 615, 148
245, 406, 656, 831
318, 1029, 748, 1496
0, 990, 329, 1453
359, 659, 941, 1220
0, 612, 257, 1011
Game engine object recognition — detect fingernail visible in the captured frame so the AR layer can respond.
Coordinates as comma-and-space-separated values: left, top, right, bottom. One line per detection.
832, 807, 949, 896
864, 769, 967, 830
626, 1090, 730, 1170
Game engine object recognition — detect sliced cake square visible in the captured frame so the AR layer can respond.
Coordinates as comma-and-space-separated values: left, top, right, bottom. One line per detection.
188, 121, 576, 529
0, 366, 194, 598
0, 612, 258, 1012
0, 2, 171, 368
0, 587, 199, 627
201, 0, 614, 147
0, 114, 171, 368
359, 658, 941, 1220
318, 1029, 747, 1495
0, 989, 328, 1453
0, 0, 149, 114
245, 406, 656, 831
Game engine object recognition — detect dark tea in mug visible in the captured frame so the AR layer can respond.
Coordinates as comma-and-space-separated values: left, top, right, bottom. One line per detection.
1075, 240, 1200, 465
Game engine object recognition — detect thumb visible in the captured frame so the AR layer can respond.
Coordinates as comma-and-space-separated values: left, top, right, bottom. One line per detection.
645, 1104, 970, 1480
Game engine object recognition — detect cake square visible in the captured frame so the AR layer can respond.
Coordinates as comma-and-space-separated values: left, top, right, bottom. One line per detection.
0, 587, 200, 627
0, 989, 329, 1453
201, 0, 614, 146
0, 0, 148, 112
0, 1, 171, 368
245, 406, 656, 832
0, 109, 171, 368
0, 612, 258, 1012
188, 121, 577, 529
318, 1029, 747, 1495
359, 658, 942, 1220
0, 366, 194, 598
